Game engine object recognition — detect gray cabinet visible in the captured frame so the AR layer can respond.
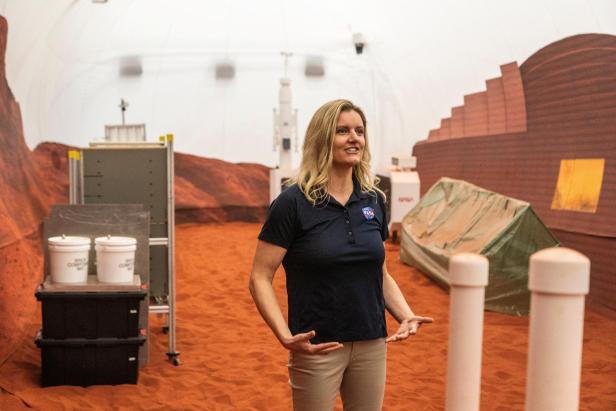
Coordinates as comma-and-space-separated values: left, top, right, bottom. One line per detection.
69, 136, 179, 365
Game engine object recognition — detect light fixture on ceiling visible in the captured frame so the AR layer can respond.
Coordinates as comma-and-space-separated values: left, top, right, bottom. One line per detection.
215, 61, 235, 80
92, 0, 108, 3
304, 56, 325, 77
119, 56, 143, 77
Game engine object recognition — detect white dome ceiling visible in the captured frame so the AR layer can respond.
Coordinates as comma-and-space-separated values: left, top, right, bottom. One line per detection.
2, 0, 615, 169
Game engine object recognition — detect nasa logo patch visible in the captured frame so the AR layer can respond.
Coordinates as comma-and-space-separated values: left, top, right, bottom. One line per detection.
362, 206, 375, 220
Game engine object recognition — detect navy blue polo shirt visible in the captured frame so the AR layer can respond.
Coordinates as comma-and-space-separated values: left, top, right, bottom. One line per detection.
258, 178, 389, 344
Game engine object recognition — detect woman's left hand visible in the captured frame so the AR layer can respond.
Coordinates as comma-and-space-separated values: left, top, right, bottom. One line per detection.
386, 315, 433, 343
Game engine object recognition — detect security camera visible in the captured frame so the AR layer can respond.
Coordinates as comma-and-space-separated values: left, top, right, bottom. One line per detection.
352, 32, 365, 55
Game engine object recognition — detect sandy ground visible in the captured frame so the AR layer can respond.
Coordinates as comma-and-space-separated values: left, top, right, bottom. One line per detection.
0, 222, 615, 410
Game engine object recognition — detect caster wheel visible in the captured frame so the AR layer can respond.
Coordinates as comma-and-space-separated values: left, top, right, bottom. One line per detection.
392, 230, 398, 243
166, 352, 181, 366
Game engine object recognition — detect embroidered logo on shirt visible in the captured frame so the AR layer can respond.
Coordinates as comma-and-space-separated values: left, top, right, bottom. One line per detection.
362, 206, 375, 220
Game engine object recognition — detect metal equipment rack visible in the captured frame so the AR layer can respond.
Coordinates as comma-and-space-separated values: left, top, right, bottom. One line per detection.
68, 135, 180, 365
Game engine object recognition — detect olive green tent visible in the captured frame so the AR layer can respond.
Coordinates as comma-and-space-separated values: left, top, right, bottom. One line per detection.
400, 177, 559, 316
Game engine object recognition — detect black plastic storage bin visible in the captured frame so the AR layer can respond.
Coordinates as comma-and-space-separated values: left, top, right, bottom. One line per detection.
36, 287, 146, 339
35, 332, 146, 387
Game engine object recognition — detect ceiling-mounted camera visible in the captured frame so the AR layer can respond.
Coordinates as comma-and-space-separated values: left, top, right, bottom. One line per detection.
352, 32, 365, 55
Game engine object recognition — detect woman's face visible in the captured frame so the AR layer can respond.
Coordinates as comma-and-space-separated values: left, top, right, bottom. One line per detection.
331, 110, 365, 169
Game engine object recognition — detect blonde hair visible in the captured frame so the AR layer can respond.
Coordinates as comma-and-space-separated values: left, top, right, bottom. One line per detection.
288, 99, 385, 204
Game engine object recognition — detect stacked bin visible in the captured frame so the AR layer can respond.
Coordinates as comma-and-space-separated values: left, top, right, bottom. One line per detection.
35, 277, 146, 387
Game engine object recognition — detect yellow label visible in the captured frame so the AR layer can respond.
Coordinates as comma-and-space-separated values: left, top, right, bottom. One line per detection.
551, 159, 605, 213
159, 136, 165, 142
68, 150, 81, 160
166, 133, 174, 142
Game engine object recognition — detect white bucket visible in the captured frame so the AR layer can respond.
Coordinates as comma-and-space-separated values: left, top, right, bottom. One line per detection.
95, 236, 137, 283
48, 236, 91, 284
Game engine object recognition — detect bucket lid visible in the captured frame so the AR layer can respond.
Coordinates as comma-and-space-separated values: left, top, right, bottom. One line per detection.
48, 235, 91, 246
95, 235, 137, 246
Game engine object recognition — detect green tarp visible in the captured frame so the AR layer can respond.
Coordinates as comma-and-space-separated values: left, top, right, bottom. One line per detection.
400, 177, 559, 316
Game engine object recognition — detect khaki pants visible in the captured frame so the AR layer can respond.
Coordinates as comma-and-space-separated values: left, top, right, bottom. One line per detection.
287, 338, 387, 411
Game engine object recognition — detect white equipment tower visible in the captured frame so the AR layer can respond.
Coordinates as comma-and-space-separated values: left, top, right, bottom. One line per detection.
384, 154, 421, 241
269, 52, 298, 204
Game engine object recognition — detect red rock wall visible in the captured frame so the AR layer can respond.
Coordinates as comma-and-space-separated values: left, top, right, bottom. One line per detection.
413, 34, 616, 316
31, 142, 71, 206
33, 143, 270, 224
174, 152, 269, 223
0, 17, 49, 249
0, 232, 43, 362
0, 16, 50, 363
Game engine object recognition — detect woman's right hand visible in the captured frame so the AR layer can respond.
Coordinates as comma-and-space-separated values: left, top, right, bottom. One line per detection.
281, 330, 344, 355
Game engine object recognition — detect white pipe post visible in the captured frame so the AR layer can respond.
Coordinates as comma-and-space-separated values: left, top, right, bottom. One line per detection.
525, 248, 590, 411
446, 253, 489, 411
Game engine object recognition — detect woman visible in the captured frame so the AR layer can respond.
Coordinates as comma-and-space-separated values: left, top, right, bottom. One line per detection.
249, 99, 432, 411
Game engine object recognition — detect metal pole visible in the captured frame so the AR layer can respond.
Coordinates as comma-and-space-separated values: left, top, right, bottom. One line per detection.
119, 98, 128, 125
165, 134, 180, 365
78, 150, 84, 204
445, 253, 489, 411
525, 248, 590, 411
68, 151, 76, 204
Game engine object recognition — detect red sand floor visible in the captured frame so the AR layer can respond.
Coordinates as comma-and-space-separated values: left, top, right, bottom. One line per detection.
0, 222, 615, 410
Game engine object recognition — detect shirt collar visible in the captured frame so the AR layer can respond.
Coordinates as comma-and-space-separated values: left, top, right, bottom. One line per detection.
349, 175, 371, 203
320, 175, 372, 207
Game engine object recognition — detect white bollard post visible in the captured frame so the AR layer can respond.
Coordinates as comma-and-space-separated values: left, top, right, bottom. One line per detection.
525, 247, 590, 411
446, 253, 489, 411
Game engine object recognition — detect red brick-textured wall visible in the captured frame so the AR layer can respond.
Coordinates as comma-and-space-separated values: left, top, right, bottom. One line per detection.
427, 128, 439, 142
501, 62, 527, 133
428, 62, 527, 142
450, 106, 465, 138
440, 118, 451, 140
486, 77, 507, 135
413, 34, 616, 316
463, 91, 488, 137
551, 229, 616, 318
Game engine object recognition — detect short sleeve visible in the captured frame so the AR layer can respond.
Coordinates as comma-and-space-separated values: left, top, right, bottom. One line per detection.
378, 193, 389, 241
258, 190, 298, 249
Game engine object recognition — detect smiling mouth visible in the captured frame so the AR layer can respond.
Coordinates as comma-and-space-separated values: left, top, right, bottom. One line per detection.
345, 147, 360, 154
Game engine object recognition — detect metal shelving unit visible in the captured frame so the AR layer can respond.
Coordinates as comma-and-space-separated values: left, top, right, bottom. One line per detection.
68, 135, 180, 365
